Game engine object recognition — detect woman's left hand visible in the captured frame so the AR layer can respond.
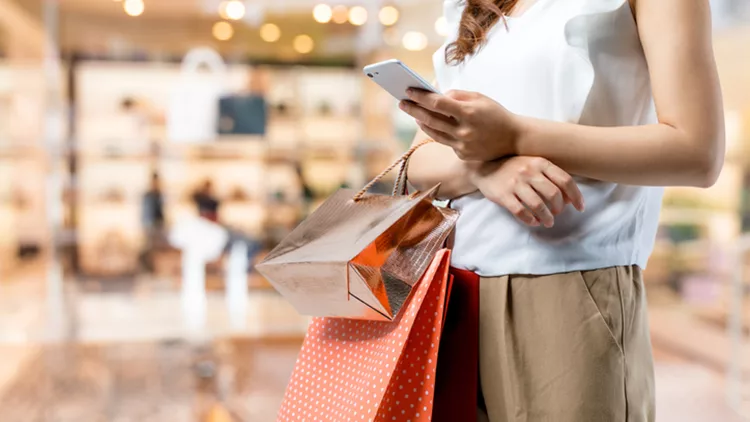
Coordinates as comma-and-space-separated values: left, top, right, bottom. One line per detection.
399, 89, 521, 161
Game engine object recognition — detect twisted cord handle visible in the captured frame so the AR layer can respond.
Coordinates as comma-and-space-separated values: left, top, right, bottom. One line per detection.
352, 139, 434, 201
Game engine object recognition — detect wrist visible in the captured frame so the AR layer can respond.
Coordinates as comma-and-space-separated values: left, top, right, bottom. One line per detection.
461, 160, 483, 185
510, 114, 533, 156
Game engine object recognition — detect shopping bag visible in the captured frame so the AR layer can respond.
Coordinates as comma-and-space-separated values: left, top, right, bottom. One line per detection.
277, 249, 453, 422
256, 141, 458, 321
166, 47, 228, 143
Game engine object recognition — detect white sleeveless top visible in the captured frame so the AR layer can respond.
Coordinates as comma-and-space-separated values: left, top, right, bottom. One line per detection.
433, 0, 664, 276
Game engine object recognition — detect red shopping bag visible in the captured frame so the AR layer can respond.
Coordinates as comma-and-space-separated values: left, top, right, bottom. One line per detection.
278, 249, 453, 422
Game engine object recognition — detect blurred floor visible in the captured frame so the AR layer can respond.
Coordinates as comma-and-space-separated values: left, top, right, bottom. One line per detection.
654, 357, 746, 422
0, 341, 746, 422
0, 339, 301, 422
0, 271, 748, 421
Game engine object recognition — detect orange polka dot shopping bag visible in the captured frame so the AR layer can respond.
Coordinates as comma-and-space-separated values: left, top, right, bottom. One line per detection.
278, 249, 453, 422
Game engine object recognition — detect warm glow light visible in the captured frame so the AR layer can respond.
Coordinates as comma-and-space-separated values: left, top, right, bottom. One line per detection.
260, 23, 281, 42
313, 4, 333, 23
293, 34, 315, 54
332, 5, 349, 24
224, 0, 245, 20
435, 16, 449, 36
402, 31, 428, 51
379, 6, 399, 26
123, 0, 144, 17
218, 1, 230, 19
348, 6, 368, 26
213, 21, 234, 41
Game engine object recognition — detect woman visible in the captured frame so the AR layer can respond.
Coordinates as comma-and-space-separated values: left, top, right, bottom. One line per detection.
401, 0, 724, 421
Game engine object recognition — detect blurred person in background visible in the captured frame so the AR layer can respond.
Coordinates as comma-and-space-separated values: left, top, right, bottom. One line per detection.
193, 179, 221, 223
402, 0, 725, 421
294, 163, 316, 218
140, 172, 165, 273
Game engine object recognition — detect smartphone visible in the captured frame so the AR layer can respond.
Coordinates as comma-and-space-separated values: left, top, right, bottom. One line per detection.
363, 59, 440, 101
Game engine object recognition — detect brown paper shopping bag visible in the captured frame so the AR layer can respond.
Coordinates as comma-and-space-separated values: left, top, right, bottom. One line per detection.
256, 140, 457, 321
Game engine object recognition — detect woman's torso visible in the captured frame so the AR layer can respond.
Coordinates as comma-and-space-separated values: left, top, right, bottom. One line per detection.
433, 0, 664, 276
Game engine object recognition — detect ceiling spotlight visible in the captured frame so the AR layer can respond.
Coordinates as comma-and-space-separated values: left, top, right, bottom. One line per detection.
293, 34, 315, 54
224, 0, 245, 20
123, 0, 144, 17
260, 23, 281, 42
435, 16, 449, 36
379, 6, 399, 26
402, 31, 428, 51
213, 21, 235, 41
331, 5, 349, 24
313, 4, 333, 23
348, 6, 368, 26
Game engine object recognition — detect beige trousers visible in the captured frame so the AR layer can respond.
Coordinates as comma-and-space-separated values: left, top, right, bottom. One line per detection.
477, 266, 656, 422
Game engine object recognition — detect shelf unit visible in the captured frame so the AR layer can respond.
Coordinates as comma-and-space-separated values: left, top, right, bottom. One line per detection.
72, 61, 396, 277
0, 62, 66, 275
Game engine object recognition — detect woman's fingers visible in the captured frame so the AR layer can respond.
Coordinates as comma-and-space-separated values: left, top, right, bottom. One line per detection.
529, 176, 565, 215
405, 89, 465, 119
400, 101, 458, 134
496, 195, 540, 227
417, 122, 457, 147
542, 164, 585, 212
515, 184, 555, 228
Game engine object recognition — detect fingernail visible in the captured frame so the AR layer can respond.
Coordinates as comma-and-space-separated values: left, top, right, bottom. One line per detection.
406, 88, 414, 96
399, 102, 406, 110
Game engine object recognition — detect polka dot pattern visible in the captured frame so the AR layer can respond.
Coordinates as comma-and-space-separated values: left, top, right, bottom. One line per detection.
277, 250, 451, 422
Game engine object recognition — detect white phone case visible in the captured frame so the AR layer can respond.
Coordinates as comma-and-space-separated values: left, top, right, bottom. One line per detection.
363, 59, 439, 102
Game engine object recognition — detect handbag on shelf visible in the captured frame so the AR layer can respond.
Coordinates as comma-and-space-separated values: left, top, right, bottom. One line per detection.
256, 140, 458, 321
166, 48, 228, 143
217, 94, 268, 136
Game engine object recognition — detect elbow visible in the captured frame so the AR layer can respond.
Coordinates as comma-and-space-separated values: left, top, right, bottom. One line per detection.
694, 160, 722, 188
690, 137, 725, 189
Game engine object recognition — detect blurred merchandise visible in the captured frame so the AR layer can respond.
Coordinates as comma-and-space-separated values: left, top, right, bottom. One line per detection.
16, 243, 41, 261
167, 48, 228, 144
218, 95, 268, 136
95, 231, 137, 276
99, 187, 126, 204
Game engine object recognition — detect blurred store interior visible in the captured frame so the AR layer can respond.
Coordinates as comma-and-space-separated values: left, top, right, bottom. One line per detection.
0, 0, 750, 420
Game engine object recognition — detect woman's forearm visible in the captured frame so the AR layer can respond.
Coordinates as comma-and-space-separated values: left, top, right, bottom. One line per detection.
514, 117, 725, 188
401, 0, 724, 189
514, 0, 724, 188
407, 141, 477, 200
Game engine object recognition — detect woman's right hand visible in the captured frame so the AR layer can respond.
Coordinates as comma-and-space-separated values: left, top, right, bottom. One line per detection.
467, 156, 585, 228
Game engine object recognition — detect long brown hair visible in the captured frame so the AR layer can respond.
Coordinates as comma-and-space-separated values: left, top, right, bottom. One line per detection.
445, 0, 520, 64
